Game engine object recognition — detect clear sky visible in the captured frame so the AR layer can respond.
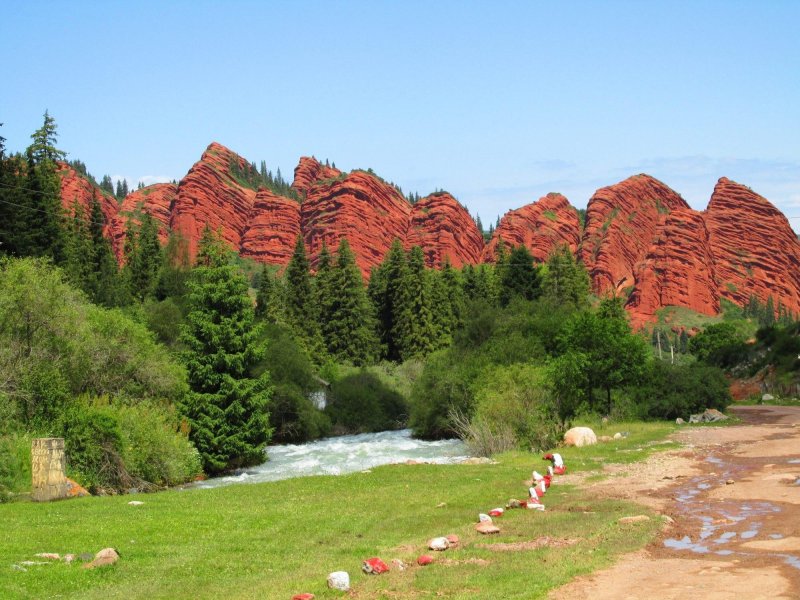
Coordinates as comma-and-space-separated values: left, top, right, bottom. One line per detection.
2, 1, 798, 227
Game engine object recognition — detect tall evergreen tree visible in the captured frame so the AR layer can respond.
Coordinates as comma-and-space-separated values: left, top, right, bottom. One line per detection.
285, 235, 323, 357
498, 245, 540, 306
87, 192, 124, 306
542, 244, 590, 309
124, 213, 162, 301
441, 259, 466, 331
19, 111, 66, 261
369, 239, 408, 361
156, 230, 192, 300
180, 227, 272, 474
429, 268, 454, 350
254, 263, 279, 322
394, 246, 437, 360
324, 239, 378, 364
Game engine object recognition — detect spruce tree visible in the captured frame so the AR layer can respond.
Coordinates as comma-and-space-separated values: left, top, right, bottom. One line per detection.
180, 227, 272, 474
429, 268, 454, 350
325, 239, 378, 364
394, 246, 437, 360
314, 243, 336, 347
542, 244, 590, 309
369, 239, 408, 361
125, 213, 162, 301
87, 192, 124, 306
156, 230, 191, 300
285, 235, 323, 357
498, 245, 540, 306
255, 263, 278, 321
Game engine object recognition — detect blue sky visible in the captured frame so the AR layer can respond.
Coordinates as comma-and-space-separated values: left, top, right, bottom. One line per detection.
2, 1, 798, 226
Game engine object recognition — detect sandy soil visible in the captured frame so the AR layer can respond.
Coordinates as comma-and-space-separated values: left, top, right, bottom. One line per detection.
550, 405, 800, 600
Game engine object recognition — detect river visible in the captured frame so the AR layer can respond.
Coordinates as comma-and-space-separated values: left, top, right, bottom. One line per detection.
192, 429, 470, 489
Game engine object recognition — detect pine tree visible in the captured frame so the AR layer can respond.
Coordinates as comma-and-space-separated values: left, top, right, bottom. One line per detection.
100, 175, 114, 195
441, 259, 466, 331
285, 235, 323, 357
763, 296, 776, 328
87, 192, 124, 306
63, 201, 94, 291
255, 263, 278, 321
394, 246, 437, 360
498, 245, 540, 306
125, 213, 162, 301
20, 112, 67, 262
542, 244, 590, 309
429, 268, 454, 349
324, 239, 378, 364
314, 243, 336, 347
156, 230, 192, 300
180, 228, 272, 474
369, 239, 408, 361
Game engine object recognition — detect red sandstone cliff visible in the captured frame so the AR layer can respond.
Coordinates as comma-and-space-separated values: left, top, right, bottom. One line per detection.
301, 170, 411, 273
626, 208, 720, 325
705, 177, 800, 316
115, 183, 177, 247
292, 156, 341, 198
57, 164, 123, 255
169, 142, 259, 257
240, 189, 301, 265
579, 174, 690, 298
482, 193, 581, 263
406, 192, 484, 268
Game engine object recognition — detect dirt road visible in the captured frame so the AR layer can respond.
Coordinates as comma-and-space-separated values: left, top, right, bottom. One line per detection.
551, 405, 800, 600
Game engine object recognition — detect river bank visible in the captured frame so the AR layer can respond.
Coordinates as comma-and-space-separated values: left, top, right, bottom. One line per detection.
552, 405, 800, 599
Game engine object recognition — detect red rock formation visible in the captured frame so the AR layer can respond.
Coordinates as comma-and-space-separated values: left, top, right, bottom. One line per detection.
482, 193, 581, 263
301, 170, 411, 274
406, 192, 484, 268
626, 208, 719, 325
240, 190, 301, 266
291, 156, 341, 198
57, 163, 123, 254
114, 183, 177, 247
169, 142, 258, 257
579, 174, 690, 298
705, 177, 800, 316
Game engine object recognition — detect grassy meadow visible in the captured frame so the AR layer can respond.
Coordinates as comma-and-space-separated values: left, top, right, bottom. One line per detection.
1, 421, 674, 599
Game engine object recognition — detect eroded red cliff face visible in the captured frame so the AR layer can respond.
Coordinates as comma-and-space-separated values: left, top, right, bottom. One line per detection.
57, 164, 123, 254
240, 190, 301, 265
301, 170, 411, 273
482, 193, 581, 263
115, 183, 177, 246
626, 208, 720, 325
291, 156, 341, 198
406, 192, 484, 268
169, 142, 258, 257
579, 174, 690, 298
705, 177, 800, 316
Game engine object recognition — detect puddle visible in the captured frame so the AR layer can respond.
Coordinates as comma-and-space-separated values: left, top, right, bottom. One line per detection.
664, 453, 800, 570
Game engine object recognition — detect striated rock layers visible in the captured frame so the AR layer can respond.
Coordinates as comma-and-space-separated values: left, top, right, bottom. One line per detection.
406, 192, 484, 268
57, 142, 800, 323
626, 208, 720, 324
705, 177, 800, 316
240, 190, 301, 265
580, 174, 690, 297
169, 142, 259, 258
57, 164, 124, 255
114, 183, 177, 247
482, 193, 581, 263
302, 170, 411, 272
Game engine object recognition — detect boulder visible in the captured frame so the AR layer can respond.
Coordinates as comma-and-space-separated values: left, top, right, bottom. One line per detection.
428, 537, 450, 551
762, 393, 775, 402
613, 432, 624, 439
417, 555, 434, 566
327, 571, 350, 592
82, 548, 119, 569
292, 595, 315, 600
689, 408, 729, 423
445, 534, 460, 547
676, 418, 685, 425
563, 427, 597, 447
475, 522, 500, 534
362, 557, 389, 574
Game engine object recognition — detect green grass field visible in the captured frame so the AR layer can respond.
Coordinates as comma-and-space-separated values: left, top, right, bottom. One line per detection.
1, 422, 673, 599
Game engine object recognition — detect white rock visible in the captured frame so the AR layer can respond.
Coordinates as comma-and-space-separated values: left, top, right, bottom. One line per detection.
327, 571, 350, 591
128, 501, 144, 506
564, 426, 597, 447
428, 537, 450, 551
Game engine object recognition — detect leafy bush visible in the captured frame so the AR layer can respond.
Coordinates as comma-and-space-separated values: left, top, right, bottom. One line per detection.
689, 322, 748, 368
61, 398, 130, 493
469, 364, 565, 454
0, 432, 32, 502
629, 361, 731, 420
325, 370, 408, 434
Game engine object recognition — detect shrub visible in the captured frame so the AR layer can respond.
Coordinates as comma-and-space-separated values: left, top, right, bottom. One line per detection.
0, 432, 32, 502
325, 370, 408, 434
630, 361, 731, 420
117, 403, 202, 487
